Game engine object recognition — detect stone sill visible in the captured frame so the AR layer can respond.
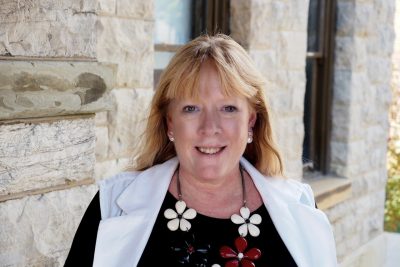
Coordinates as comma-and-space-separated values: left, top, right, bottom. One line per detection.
0, 60, 116, 120
303, 175, 352, 210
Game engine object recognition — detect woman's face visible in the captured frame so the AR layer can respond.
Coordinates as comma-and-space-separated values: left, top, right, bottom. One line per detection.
167, 60, 256, 182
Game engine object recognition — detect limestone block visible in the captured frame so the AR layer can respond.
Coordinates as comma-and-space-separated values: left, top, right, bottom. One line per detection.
95, 126, 109, 161
108, 88, 154, 159
355, 3, 374, 38
339, 233, 387, 267
361, 208, 384, 243
351, 170, 386, 198
345, 234, 362, 255
117, 0, 154, 19
375, 25, 396, 57
97, 17, 154, 88
331, 104, 360, 142
366, 145, 387, 171
330, 140, 367, 177
333, 71, 367, 106
230, 0, 252, 47
0, 0, 97, 57
276, 32, 307, 70
0, 117, 95, 196
375, 0, 396, 24
263, 0, 308, 32
283, 159, 303, 180
352, 193, 378, 218
274, 70, 305, 93
246, 0, 309, 48
94, 157, 131, 180
268, 87, 305, 116
336, 241, 346, 262
0, 184, 97, 267
336, 1, 355, 37
335, 37, 367, 71
0, 61, 115, 120
95, 111, 109, 126
268, 90, 292, 116
97, 0, 116, 15
325, 200, 352, 223
367, 56, 392, 84
273, 115, 304, 178
249, 50, 277, 85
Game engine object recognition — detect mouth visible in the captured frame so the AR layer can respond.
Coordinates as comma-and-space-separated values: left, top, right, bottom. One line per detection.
195, 146, 226, 155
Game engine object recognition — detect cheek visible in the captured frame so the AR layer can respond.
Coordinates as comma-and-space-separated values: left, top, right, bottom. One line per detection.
223, 119, 248, 139
172, 120, 197, 142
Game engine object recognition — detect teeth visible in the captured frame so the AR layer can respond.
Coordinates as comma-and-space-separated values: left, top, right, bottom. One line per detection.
198, 147, 222, 154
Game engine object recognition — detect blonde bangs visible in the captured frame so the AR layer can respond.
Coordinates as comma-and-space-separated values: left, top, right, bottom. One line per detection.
161, 58, 258, 103
163, 60, 202, 101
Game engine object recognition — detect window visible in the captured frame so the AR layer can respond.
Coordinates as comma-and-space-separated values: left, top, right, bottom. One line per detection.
154, 0, 230, 87
303, 0, 337, 174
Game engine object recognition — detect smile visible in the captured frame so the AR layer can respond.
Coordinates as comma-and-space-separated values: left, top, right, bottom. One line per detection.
196, 146, 226, 155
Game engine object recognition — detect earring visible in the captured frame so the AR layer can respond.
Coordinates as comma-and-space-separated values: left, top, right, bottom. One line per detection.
247, 129, 253, 144
168, 132, 175, 142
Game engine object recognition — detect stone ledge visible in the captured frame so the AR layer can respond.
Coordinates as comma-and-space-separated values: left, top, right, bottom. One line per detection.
303, 175, 352, 210
0, 177, 94, 202
0, 60, 116, 120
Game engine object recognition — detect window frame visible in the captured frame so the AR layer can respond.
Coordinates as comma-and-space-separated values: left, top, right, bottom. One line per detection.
153, 0, 230, 88
303, 0, 337, 175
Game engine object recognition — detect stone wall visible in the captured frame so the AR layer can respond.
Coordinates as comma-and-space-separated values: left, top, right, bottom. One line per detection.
0, 0, 97, 58
0, 0, 112, 266
231, 0, 309, 179
94, 0, 154, 180
326, 0, 395, 265
390, 0, 400, 140
0, 0, 155, 264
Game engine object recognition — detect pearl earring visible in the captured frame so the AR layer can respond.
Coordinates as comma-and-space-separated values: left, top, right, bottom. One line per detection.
168, 132, 175, 142
247, 130, 253, 144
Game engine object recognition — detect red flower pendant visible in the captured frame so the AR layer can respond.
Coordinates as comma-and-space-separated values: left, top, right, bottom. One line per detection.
220, 236, 261, 267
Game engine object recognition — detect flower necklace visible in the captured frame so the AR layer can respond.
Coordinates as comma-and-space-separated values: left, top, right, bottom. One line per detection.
164, 165, 262, 267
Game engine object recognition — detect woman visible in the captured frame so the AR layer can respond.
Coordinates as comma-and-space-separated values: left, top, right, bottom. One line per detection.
65, 34, 337, 267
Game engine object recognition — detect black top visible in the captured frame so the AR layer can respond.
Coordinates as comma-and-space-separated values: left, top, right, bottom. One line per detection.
65, 191, 298, 267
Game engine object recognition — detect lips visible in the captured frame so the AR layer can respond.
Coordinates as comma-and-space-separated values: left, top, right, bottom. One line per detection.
196, 146, 226, 155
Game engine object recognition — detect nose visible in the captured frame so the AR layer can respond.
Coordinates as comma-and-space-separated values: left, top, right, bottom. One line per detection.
199, 109, 221, 136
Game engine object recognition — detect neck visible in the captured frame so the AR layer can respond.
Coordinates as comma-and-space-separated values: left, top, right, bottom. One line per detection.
169, 165, 245, 218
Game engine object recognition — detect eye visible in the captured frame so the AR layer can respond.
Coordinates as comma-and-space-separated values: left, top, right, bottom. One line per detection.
223, 105, 238, 112
182, 105, 198, 113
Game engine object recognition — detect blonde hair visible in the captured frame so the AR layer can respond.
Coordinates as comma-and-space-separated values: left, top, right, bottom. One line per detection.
134, 34, 283, 176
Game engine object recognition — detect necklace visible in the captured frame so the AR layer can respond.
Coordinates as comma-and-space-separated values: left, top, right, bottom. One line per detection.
163, 165, 263, 267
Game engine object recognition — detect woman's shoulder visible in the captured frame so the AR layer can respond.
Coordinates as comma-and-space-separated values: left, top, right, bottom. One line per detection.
98, 171, 141, 219
263, 176, 316, 207
99, 171, 141, 188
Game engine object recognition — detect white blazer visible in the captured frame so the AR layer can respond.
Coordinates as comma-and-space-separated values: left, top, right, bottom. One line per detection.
93, 157, 337, 267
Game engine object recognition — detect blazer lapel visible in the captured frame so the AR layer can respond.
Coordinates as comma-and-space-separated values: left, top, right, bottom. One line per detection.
93, 158, 179, 267
240, 158, 337, 267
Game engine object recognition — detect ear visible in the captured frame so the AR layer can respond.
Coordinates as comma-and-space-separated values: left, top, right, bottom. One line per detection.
166, 112, 173, 133
248, 110, 257, 128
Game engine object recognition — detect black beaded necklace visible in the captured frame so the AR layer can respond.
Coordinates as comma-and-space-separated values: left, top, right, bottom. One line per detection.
163, 165, 263, 267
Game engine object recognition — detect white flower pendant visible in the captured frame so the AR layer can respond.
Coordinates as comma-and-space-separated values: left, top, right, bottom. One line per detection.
164, 200, 197, 231
231, 206, 262, 237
